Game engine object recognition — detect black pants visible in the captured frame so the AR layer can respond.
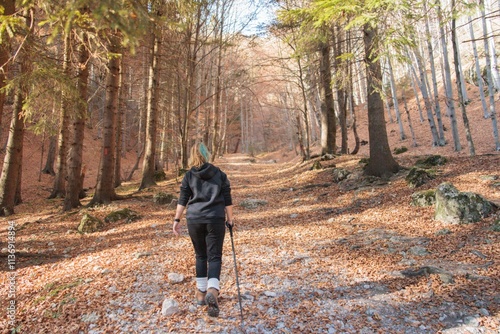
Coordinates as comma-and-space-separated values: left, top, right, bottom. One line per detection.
187, 221, 226, 280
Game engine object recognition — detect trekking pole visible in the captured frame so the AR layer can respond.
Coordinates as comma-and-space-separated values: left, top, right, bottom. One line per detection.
226, 222, 244, 325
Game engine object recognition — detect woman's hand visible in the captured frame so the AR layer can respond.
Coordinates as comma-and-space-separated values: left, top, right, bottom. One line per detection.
173, 220, 182, 236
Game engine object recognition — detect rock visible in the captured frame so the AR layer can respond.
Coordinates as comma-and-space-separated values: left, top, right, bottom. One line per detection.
435, 182, 497, 224
492, 219, 500, 232
321, 153, 335, 161
153, 192, 176, 205
264, 291, 277, 297
290, 214, 298, 218
134, 252, 152, 259
168, 273, 184, 284
161, 299, 179, 316
78, 214, 104, 233
104, 208, 141, 224
239, 198, 268, 209
406, 167, 433, 188
438, 273, 454, 284
81, 311, 99, 323
435, 228, 452, 236
411, 189, 436, 206
332, 168, 350, 183
311, 160, 323, 170
415, 155, 447, 168
409, 246, 429, 256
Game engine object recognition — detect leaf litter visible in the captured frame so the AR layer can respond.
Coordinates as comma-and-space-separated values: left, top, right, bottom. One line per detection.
0, 152, 499, 333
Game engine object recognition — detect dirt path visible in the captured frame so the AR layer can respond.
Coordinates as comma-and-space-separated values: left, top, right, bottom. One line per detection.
1, 153, 499, 333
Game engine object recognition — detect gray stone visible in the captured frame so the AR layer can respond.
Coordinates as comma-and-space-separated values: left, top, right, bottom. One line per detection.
239, 198, 268, 209
104, 208, 141, 224
406, 167, 433, 188
435, 183, 497, 224
153, 192, 176, 205
167, 273, 184, 284
411, 190, 436, 207
409, 246, 429, 256
81, 311, 100, 323
332, 168, 350, 183
161, 298, 179, 316
78, 214, 104, 233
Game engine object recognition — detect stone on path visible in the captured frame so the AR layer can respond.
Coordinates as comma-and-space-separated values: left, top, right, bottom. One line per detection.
161, 299, 179, 316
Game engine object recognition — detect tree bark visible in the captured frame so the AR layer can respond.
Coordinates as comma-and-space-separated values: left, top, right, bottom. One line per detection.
438, 2, 460, 151
139, 24, 161, 190
363, 24, 399, 177
49, 34, 71, 198
479, 0, 500, 150
64, 33, 90, 211
42, 135, 57, 175
451, 3, 475, 156
319, 41, 336, 155
90, 32, 121, 205
0, 0, 15, 138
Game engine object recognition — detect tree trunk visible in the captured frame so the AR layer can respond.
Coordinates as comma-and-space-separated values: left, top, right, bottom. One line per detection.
424, 0, 445, 146
438, 2, 461, 151
451, 4, 475, 156
484, 0, 500, 90
408, 48, 440, 146
42, 135, 57, 175
114, 55, 124, 188
297, 56, 311, 159
0, 39, 26, 216
0, 0, 15, 138
64, 33, 90, 211
90, 32, 121, 205
387, 57, 406, 140
363, 24, 399, 177
479, 0, 500, 150
319, 41, 336, 155
139, 25, 161, 189
468, 15, 488, 119
332, 27, 348, 154
408, 64, 424, 122
49, 34, 71, 198
402, 89, 418, 147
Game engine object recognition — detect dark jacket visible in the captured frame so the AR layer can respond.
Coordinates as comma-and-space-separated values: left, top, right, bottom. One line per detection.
178, 163, 232, 223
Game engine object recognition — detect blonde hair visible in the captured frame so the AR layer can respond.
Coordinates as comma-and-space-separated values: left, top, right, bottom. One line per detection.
188, 142, 210, 168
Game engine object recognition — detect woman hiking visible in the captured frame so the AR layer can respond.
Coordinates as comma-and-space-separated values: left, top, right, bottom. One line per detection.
172, 142, 234, 317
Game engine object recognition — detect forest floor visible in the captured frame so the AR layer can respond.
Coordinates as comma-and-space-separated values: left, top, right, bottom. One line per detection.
0, 150, 499, 333
1, 83, 500, 333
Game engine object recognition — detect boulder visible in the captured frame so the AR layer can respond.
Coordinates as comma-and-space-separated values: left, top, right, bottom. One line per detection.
435, 182, 497, 224
104, 208, 141, 224
78, 214, 104, 233
411, 190, 436, 207
415, 155, 447, 168
311, 160, 322, 170
239, 198, 268, 209
406, 167, 433, 188
153, 192, 176, 205
332, 168, 350, 183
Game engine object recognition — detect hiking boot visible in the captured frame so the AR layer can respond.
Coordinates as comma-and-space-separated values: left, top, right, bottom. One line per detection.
195, 289, 206, 306
205, 288, 219, 317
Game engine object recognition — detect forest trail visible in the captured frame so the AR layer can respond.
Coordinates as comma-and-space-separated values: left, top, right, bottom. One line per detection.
1, 152, 499, 333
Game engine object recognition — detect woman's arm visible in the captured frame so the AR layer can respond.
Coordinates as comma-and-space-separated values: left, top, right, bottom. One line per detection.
225, 205, 234, 226
172, 204, 186, 236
